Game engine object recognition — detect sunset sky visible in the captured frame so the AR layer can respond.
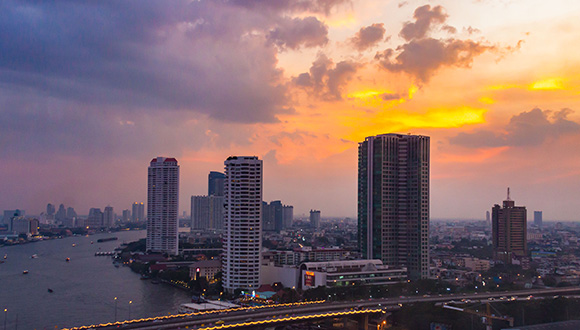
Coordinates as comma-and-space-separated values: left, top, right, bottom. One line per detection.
2, 0, 580, 220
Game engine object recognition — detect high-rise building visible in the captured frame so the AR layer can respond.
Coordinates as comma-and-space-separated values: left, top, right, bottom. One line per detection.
147, 157, 179, 255
191, 196, 210, 229
87, 208, 103, 228
66, 207, 77, 219
103, 206, 114, 228
486, 211, 491, 226
492, 188, 527, 264
132, 202, 145, 222
191, 195, 225, 230
310, 210, 321, 229
223, 156, 262, 292
122, 209, 131, 223
534, 211, 543, 228
283, 205, 294, 229
3, 209, 24, 229
46, 203, 55, 216
55, 204, 67, 223
271, 201, 284, 232
358, 133, 430, 280
208, 171, 226, 197
262, 202, 275, 231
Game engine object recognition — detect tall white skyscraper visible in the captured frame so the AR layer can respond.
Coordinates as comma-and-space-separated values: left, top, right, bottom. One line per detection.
223, 156, 262, 292
358, 133, 430, 280
147, 157, 179, 255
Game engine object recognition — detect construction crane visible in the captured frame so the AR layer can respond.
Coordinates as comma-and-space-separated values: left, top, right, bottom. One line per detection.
443, 303, 514, 330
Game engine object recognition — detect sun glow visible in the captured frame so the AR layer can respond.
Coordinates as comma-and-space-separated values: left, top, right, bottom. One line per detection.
529, 78, 565, 90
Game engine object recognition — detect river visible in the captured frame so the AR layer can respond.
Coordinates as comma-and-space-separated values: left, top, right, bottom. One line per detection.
0, 230, 191, 330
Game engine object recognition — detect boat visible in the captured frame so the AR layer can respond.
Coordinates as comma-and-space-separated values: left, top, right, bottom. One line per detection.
23, 270, 29, 274
72, 243, 76, 247
97, 237, 118, 243
31, 254, 38, 259
90, 241, 94, 244
48, 288, 54, 293
66, 258, 70, 262
3, 254, 6, 259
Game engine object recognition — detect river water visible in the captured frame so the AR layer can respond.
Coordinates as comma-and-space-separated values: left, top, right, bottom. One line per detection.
0, 230, 190, 330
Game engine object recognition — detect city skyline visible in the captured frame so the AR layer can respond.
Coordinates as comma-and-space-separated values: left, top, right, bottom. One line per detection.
2, 1, 580, 220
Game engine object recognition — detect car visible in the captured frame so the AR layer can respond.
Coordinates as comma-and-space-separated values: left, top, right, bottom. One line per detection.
216, 320, 225, 325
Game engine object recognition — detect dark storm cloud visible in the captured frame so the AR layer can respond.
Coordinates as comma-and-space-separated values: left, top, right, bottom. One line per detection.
0, 0, 339, 125
375, 4, 492, 83
292, 54, 361, 100
449, 108, 580, 148
268, 16, 329, 50
349, 23, 386, 51
400, 5, 447, 41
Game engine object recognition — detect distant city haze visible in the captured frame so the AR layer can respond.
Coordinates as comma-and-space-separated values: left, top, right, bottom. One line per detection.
1, 1, 580, 220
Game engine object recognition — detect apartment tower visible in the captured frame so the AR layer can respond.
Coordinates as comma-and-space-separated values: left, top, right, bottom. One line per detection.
223, 156, 262, 292
147, 157, 179, 255
358, 133, 430, 280
492, 188, 527, 263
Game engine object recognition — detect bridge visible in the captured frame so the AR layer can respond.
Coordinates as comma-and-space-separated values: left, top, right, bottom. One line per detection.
62, 286, 580, 330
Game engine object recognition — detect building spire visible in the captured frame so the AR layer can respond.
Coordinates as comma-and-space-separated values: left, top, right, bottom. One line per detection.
507, 187, 511, 201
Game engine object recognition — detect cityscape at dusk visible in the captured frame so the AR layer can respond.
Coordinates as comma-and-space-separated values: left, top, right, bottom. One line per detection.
2, 1, 580, 330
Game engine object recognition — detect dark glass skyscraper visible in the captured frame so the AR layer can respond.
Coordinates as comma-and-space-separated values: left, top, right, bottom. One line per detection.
358, 133, 430, 280
208, 171, 226, 196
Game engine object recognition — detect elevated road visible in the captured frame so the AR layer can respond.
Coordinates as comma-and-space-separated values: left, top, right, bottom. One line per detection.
63, 286, 580, 330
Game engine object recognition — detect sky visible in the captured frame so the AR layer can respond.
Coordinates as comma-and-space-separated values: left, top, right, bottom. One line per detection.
2, 0, 580, 221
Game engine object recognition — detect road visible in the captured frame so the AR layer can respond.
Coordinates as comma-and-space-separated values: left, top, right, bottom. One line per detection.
64, 286, 580, 330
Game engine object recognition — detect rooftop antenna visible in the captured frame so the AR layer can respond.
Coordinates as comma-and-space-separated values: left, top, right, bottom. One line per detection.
507, 187, 511, 200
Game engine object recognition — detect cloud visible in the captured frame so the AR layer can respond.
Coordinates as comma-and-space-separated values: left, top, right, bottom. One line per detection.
293, 54, 361, 100
349, 23, 386, 51
230, 0, 349, 15
449, 108, 580, 148
375, 38, 492, 83
400, 5, 447, 41
0, 0, 300, 124
268, 16, 328, 50
375, 5, 493, 83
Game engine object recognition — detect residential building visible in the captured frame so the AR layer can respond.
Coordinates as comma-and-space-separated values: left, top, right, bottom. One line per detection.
223, 156, 262, 292
310, 210, 321, 229
103, 206, 114, 228
132, 202, 145, 222
147, 157, 179, 255
534, 211, 543, 228
191, 195, 225, 230
87, 208, 103, 228
283, 205, 294, 229
492, 188, 527, 263
122, 209, 131, 223
358, 133, 430, 280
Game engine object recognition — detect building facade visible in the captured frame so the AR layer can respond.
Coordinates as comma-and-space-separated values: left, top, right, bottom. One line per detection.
191, 195, 225, 230
310, 210, 321, 229
223, 156, 262, 292
534, 211, 543, 228
87, 208, 103, 228
132, 202, 145, 222
103, 206, 114, 228
358, 133, 430, 280
492, 189, 527, 263
147, 157, 179, 255
208, 171, 226, 197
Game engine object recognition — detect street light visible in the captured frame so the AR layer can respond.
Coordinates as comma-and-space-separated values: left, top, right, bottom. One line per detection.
114, 297, 118, 322
4, 309, 7, 330
128, 301, 133, 320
